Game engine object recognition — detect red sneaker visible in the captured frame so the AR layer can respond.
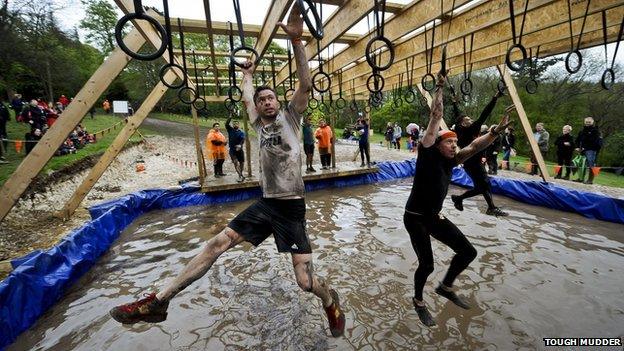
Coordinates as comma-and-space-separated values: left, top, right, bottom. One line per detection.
109, 293, 169, 324
324, 289, 346, 337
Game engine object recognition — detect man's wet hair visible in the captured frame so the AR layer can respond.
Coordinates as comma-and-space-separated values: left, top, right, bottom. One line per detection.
213, 122, 220, 128
253, 86, 278, 105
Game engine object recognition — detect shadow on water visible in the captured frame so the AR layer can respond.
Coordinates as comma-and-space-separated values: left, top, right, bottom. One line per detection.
8, 180, 624, 350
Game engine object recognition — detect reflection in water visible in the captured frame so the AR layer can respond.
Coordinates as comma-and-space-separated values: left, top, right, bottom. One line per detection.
9, 180, 624, 350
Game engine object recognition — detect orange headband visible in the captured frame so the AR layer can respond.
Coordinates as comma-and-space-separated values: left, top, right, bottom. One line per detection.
437, 130, 457, 140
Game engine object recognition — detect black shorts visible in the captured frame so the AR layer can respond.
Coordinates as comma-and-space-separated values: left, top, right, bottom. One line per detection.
229, 149, 244, 163
304, 143, 314, 155
228, 197, 312, 254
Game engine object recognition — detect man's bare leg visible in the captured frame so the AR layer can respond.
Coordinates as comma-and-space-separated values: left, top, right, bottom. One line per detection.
292, 253, 345, 337
157, 227, 245, 302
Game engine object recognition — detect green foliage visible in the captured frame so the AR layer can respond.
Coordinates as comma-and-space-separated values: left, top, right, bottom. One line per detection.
79, 0, 118, 54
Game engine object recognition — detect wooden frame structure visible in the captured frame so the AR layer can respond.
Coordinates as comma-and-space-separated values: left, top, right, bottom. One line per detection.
1, 0, 623, 222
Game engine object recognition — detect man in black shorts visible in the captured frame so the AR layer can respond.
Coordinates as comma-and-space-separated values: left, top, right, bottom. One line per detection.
404, 73, 513, 327
110, 6, 345, 337
450, 91, 510, 216
225, 115, 246, 182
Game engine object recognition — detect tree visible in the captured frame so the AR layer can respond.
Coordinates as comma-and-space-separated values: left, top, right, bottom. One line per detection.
79, 0, 117, 54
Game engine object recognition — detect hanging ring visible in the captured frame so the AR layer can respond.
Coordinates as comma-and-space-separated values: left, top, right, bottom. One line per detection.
115, 12, 168, 61
365, 36, 395, 71
421, 73, 436, 92
505, 43, 528, 72
366, 73, 385, 93
312, 71, 331, 93
297, 0, 324, 39
525, 79, 538, 94
193, 97, 207, 111
284, 88, 296, 101
404, 88, 416, 103
462, 93, 471, 103
178, 86, 198, 105
460, 78, 473, 96
228, 85, 243, 102
159, 63, 186, 89
308, 97, 319, 109
393, 97, 403, 108
565, 50, 583, 74
497, 80, 507, 95
231, 46, 259, 68
335, 97, 347, 110
601, 68, 615, 90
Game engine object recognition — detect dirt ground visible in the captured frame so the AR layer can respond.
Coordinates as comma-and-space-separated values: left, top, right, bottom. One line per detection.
1, 132, 622, 277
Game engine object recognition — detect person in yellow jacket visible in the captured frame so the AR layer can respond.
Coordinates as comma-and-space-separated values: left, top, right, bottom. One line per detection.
206, 122, 227, 177
315, 119, 333, 170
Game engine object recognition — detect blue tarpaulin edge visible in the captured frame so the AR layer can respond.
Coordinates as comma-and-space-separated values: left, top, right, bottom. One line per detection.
1, 159, 622, 349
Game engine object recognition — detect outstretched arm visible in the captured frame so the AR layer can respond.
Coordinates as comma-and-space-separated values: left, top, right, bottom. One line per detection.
278, 6, 311, 114
421, 74, 447, 148
474, 90, 503, 128
240, 61, 259, 125
456, 106, 514, 164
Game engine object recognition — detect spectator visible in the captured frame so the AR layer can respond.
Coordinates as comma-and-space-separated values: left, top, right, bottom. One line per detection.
485, 125, 501, 175
0, 100, 9, 160
11, 94, 23, 119
206, 122, 227, 177
575, 117, 602, 184
302, 115, 316, 173
225, 116, 246, 182
554, 125, 575, 180
57, 138, 77, 155
103, 99, 111, 114
393, 122, 402, 150
21, 100, 47, 131
355, 115, 370, 167
59, 94, 70, 108
530, 122, 549, 176
315, 119, 333, 170
89, 106, 96, 119
501, 127, 515, 170
46, 107, 59, 127
25, 128, 42, 155
384, 122, 394, 150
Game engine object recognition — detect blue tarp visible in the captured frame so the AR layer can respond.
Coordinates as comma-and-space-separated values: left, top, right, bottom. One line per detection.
1, 159, 623, 349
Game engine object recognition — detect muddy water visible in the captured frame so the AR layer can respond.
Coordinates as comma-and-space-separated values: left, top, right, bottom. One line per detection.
9, 180, 624, 350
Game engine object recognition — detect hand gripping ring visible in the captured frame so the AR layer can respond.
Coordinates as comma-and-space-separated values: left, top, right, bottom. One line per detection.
115, 13, 168, 61
565, 50, 583, 74
231, 46, 259, 68
366, 73, 385, 93
297, 0, 324, 40
505, 43, 528, 72
159, 63, 186, 89
421, 73, 436, 92
525, 79, 538, 94
460, 78, 473, 96
365, 36, 395, 71
228, 85, 243, 102
224, 98, 237, 112
178, 86, 198, 105
312, 71, 331, 93
601, 68, 615, 90
335, 97, 347, 110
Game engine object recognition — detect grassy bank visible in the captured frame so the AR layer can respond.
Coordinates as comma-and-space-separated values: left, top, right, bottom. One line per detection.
0, 113, 154, 187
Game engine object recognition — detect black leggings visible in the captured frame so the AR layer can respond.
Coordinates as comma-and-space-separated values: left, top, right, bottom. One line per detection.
320, 153, 331, 167
458, 162, 495, 209
214, 159, 225, 175
359, 143, 370, 164
403, 212, 477, 300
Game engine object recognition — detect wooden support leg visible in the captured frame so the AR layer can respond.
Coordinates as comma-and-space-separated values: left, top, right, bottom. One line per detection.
190, 105, 206, 186
330, 113, 336, 169
59, 70, 178, 219
243, 110, 252, 178
498, 65, 551, 182
0, 28, 146, 222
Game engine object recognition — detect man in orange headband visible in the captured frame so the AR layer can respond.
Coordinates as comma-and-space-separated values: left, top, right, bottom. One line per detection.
404, 72, 514, 327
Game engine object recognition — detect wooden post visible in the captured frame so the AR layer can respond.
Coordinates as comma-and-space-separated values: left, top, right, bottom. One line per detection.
330, 112, 336, 169
59, 69, 177, 219
190, 105, 206, 185
242, 109, 252, 178
0, 28, 146, 222
498, 65, 551, 182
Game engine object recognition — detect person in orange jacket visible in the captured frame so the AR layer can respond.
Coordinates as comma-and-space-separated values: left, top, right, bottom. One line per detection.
206, 122, 227, 177
102, 99, 111, 114
315, 119, 333, 170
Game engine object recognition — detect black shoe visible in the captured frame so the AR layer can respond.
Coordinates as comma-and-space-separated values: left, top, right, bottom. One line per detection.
413, 298, 436, 327
451, 195, 464, 211
554, 174, 561, 179
486, 207, 508, 217
435, 285, 471, 310
220, 173, 227, 176
310, 167, 317, 172
562, 175, 570, 180
360, 162, 365, 167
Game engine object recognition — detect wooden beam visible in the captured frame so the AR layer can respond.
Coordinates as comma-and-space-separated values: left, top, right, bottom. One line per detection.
59, 69, 177, 219
275, 0, 473, 86
253, 0, 294, 62
0, 28, 146, 222
339, 0, 624, 95
190, 104, 207, 185
173, 50, 290, 60
200, 0, 222, 95
498, 64, 551, 182
317, 0, 404, 13
158, 16, 360, 44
